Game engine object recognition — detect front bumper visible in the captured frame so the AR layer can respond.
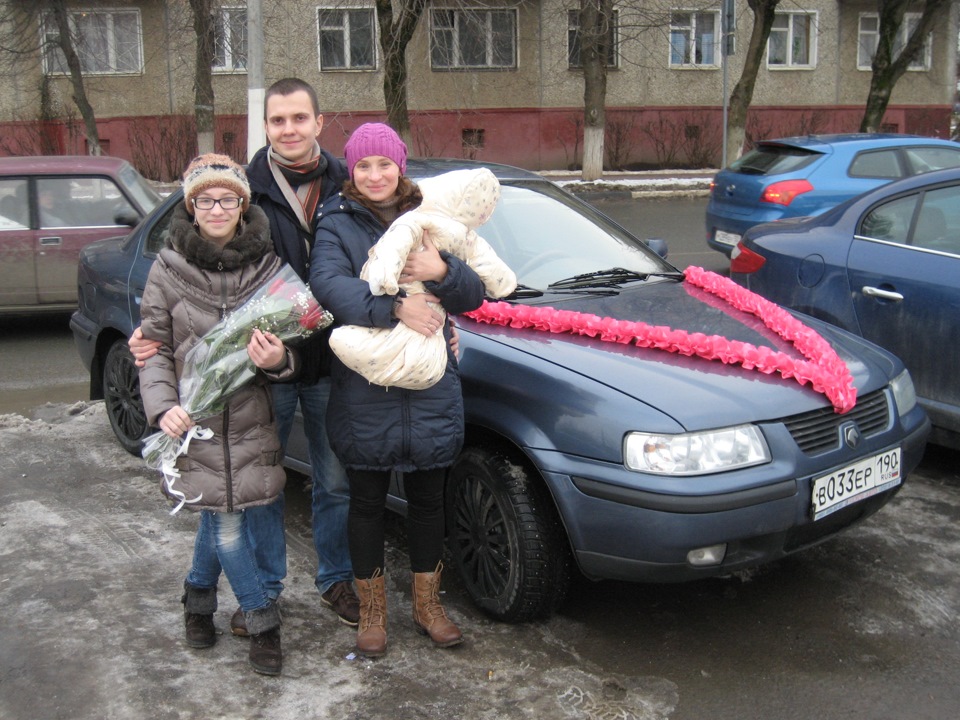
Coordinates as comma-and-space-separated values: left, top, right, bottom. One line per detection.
540, 413, 930, 583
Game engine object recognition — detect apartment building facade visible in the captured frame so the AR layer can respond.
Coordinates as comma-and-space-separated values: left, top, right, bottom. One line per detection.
1, 0, 956, 173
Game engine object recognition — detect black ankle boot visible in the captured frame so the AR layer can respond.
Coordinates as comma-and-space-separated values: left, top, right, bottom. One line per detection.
249, 627, 282, 675
244, 602, 282, 675
184, 612, 216, 648
181, 582, 218, 649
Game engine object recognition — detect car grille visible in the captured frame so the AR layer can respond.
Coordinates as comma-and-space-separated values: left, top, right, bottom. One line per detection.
783, 388, 890, 455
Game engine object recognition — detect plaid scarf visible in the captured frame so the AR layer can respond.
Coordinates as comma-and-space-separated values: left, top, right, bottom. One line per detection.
267, 141, 327, 233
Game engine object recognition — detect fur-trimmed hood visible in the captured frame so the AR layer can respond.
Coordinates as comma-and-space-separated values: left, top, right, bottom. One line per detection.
167, 203, 273, 271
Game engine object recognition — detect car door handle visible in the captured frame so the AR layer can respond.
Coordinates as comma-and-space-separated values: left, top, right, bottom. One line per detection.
39, 236, 63, 246
861, 286, 904, 301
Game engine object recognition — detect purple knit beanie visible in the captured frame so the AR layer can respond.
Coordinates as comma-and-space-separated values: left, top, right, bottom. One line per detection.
344, 123, 407, 179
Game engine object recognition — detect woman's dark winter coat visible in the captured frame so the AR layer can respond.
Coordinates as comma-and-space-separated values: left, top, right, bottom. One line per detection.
139, 203, 297, 512
310, 192, 485, 472
247, 145, 348, 383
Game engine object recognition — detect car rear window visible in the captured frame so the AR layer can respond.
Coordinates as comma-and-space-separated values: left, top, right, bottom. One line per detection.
119, 164, 162, 213
848, 150, 902, 179
728, 145, 821, 176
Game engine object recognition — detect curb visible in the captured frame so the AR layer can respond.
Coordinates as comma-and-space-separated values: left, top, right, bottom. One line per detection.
561, 181, 710, 200
573, 187, 712, 201
545, 170, 715, 200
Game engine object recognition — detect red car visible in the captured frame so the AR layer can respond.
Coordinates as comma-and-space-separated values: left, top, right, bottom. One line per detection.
0, 155, 161, 315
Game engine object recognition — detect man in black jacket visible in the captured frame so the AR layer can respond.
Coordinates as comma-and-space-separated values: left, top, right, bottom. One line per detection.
244, 78, 358, 628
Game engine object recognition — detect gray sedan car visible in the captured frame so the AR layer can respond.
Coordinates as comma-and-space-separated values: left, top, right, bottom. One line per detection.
72, 159, 930, 621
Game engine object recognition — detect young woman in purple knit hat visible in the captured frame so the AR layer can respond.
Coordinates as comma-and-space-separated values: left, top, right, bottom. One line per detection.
309, 123, 485, 657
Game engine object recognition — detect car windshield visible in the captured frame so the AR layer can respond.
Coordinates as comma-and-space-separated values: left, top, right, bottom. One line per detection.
484, 181, 673, 289
119, 164, 162, 213
728, 145, 820, 176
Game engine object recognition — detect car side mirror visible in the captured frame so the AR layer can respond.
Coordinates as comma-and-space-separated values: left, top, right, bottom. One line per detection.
114, 208, 141, 227
644, 237, 668, 259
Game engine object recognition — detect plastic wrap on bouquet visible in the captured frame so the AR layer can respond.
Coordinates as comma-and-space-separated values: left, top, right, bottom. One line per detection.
141, 264, 333, 512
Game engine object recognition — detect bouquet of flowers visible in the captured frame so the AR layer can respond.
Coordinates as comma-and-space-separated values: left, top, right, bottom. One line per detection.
142, 264, 333, 507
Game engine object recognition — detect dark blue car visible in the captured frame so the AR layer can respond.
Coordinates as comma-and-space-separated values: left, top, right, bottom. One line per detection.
707, 134, 960, 256
71, 160, 929, 622
731, 166, 960, 451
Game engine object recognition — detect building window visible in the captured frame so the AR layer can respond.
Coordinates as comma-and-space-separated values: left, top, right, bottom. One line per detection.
669, 11, 719, 68
430, 8, 517, 70
318, 7, 376, 70
41, 9, 143, 75
567, 10, 618, 69
214, 6, 247, 72
857, 13, 930, 71
768, 12, 816, 68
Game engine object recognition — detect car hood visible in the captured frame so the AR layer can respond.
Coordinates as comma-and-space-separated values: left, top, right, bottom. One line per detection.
460, 280, 898, 430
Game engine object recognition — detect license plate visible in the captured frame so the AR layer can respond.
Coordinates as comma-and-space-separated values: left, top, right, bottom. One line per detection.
811, 447, 902, 521
714, 230, 741, 247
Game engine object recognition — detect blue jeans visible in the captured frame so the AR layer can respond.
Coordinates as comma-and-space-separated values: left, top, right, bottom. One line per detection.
243, 494, 286, 601
246, 379, 352, 596
186, 511, 271, 613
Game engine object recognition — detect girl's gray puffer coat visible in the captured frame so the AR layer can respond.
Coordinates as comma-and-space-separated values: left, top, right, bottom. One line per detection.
310, 192, 485, 473
139, 203, 298, 513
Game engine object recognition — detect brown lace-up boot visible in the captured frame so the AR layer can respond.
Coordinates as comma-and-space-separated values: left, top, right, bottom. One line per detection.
354, 569, 387, 658
412, 562, 463, 648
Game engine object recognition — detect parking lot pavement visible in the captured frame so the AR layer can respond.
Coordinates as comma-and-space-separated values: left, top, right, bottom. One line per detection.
0, 403, 677, 720
2, 403, 960, 720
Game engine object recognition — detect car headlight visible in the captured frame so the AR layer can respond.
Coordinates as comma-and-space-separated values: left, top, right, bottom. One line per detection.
624, 425, 771, 476
890, 369, 917, 417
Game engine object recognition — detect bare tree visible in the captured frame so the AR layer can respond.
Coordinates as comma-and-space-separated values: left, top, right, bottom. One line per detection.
48, 0, 101, 154
725, 0, 781, 166
0, 0, 102, 154
579, 0, 615, 180
574, 3, 737, 174
188, 0, 216, 154
376, 0, 429, 144
860, 0, 953, 132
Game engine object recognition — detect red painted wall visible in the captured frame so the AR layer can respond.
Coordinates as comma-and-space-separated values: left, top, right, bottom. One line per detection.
1, 105, 951, 179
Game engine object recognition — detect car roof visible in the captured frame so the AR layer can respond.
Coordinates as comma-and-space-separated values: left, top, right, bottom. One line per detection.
0, 155, 131, 175
757, 133, 959, 152
405, 157, 543, 182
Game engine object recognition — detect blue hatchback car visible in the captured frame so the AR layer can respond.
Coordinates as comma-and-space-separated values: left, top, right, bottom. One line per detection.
72, 159, 929, 622
731, 166, 960, 451
706, 133, 960, 256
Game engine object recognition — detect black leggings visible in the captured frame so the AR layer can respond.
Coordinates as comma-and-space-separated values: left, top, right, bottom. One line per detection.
346, 467, 447, 579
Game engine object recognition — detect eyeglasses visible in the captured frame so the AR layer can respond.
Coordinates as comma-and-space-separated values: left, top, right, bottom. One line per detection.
192, 196, 242, 210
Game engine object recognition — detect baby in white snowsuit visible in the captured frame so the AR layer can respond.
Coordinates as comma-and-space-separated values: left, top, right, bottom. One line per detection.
329, 167, 517, 389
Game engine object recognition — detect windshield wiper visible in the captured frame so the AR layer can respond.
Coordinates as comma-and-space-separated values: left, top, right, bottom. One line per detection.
503, 283, 621, 299
548, 267, 684, 290
504, 284, 544, 299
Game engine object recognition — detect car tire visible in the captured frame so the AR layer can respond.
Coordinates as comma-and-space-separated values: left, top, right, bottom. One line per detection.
445, 446, 571, 623
103, 339, 150, 455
